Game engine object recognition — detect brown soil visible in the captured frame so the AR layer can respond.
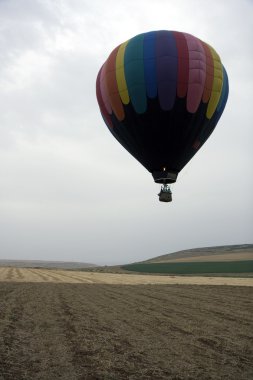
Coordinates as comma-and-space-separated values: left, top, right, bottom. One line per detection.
0, 280, 253, 379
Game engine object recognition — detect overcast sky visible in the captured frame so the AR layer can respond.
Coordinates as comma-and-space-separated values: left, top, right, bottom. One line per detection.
0, 0, 252, 265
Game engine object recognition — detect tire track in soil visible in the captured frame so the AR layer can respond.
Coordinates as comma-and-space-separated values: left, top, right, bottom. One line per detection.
52, 285, 211, 379
36, 269, 83, 283
41, 270, 82, 283
27, 269, 71, 283
92, 285, 196, 339
0, 283, 252, 379
0, 286, 16, 320
53, 270, 98, 283
102, 285, 252, 379
0, 267, 8, 281
0, 283, 80, 380
27, 268, 62, 282
20, 268, 41, 282
42, 270, 95, 283
27, 284, 79, 380
58, 285, 189, 372
0, 285, 28, 380
112, 285, 253, 328
0, 284, 212, 379
66, 273, 111, 284
56, 290, 96, 377
56, 285, 138, 379
14, 268, 25, 281
71, 284, 253, 371
24, 268, 93, 283
77, 284, 192, 333
94, 284, 253, 329
22, 284, 89, 380
5, 268, 15, 281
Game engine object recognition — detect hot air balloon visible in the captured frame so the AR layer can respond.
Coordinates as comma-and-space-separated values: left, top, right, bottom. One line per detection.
96, 31, 229, 202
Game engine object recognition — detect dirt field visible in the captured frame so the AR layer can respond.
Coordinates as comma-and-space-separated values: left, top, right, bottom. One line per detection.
0, 270, 253, 379
0, 267, 253, 286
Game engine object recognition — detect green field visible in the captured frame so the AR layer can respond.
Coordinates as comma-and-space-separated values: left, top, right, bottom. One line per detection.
122, 260, 253, 275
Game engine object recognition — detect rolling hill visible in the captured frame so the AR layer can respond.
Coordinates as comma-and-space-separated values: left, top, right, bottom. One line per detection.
143, 244, 253, 263
0, 260, 97, 269
122, 244, 253, 275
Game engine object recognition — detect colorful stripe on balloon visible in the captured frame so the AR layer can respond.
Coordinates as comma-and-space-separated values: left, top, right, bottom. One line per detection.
96, 31, 227, 124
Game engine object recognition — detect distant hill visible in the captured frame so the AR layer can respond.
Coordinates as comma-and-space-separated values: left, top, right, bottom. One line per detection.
143, 244, 253, 263
121, 244, 253, 275
0, 260, 97, 269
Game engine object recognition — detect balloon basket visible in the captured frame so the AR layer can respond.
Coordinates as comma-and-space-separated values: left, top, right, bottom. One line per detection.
158, 184, 172, 202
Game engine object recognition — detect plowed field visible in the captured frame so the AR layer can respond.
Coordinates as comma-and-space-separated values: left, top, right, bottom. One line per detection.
0, 269, 252, 379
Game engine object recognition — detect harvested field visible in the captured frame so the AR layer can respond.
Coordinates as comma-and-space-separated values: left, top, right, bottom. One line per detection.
153, 251, 253, 262
0, 281, 252, 380
145, 245, 253, 263
0, 267, 253, 286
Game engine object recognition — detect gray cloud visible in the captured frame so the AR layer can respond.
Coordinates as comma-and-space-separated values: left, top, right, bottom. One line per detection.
0, 0, 252, 265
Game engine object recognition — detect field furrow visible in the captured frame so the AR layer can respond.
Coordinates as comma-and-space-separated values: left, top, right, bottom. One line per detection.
42, 270, 95, 283
0, 282, 252, 379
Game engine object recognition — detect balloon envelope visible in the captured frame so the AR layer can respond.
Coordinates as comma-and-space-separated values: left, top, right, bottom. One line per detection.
96, 30, 229, 184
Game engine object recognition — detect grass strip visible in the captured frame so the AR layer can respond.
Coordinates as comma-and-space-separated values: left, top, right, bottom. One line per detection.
122, 260, 253, 274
